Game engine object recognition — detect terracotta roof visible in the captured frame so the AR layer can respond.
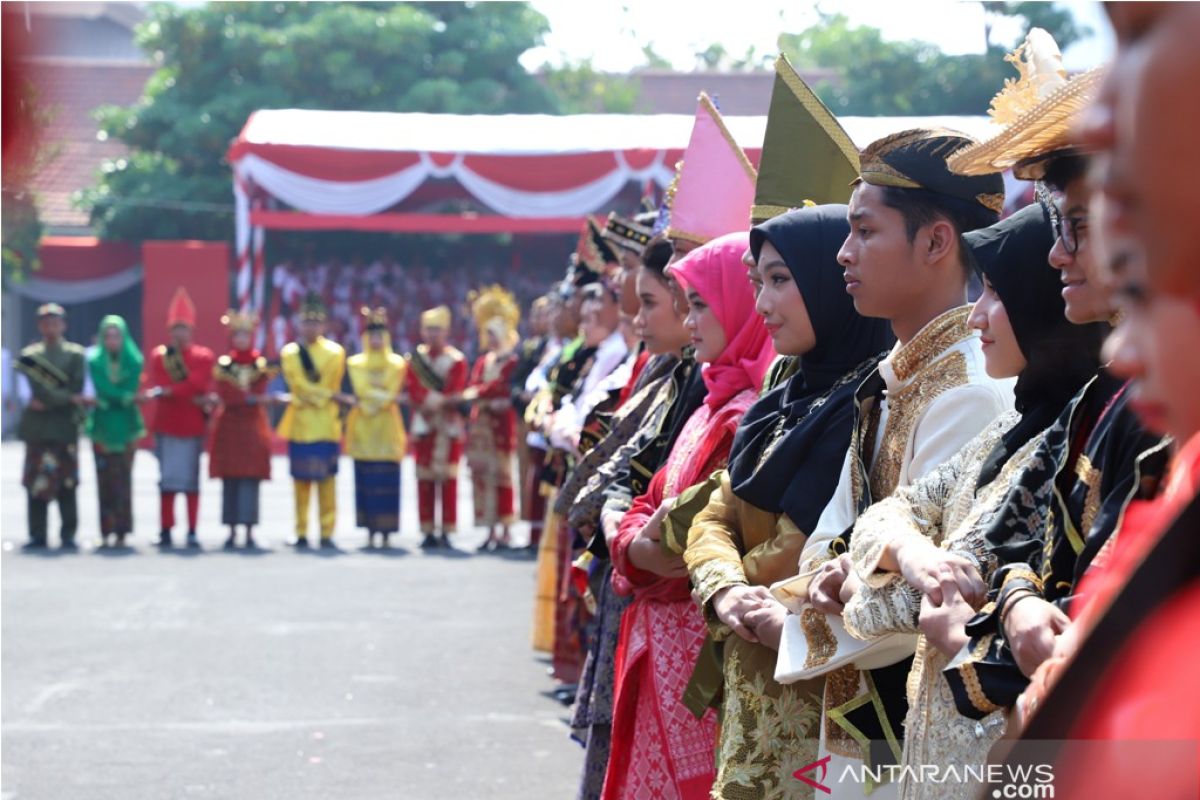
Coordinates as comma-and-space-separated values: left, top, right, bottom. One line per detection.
630, 68, 840, 115
21, 58, 156, 229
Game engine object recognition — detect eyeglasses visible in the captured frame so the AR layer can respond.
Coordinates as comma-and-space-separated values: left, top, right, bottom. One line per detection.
1047, 203, 1088, 255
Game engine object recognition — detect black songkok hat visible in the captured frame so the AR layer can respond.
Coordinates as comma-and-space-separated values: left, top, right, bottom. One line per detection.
857, 128, 1006, 215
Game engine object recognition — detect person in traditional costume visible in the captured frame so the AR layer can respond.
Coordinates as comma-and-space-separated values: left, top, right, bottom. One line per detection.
565, 235, 701, 799
992, 8, 1200, 796
209, 310, 275, 550
87, 315, 145, 549
935, 31, 1167, 719
602, 233, 775, 800
277, 293, 346, 550
511, 294, 553, 551
463, 286, 521, 551
345, 306, 407, 549
831, 204, 1103, 799
144, 287, 216, 549
405, 305, 468, 550
769, 129, 1012, 798
17, 303, 87, 551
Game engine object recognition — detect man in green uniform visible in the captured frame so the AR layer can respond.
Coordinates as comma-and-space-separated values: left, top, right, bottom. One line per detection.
15, 303, 88, 551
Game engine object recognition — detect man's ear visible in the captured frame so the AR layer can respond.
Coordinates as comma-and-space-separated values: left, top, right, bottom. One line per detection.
925, 219, 957, 265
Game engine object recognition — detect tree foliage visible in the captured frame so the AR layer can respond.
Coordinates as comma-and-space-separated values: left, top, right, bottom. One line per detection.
81, 1, 562, 241
779, 3, 1092, 116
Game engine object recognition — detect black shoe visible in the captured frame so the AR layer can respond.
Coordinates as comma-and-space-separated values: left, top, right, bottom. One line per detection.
60, 540, 79, 553
223, 535, 237, 551
293, 537, 311, 550
380, 533, 392, 549
420, 533, 439, 550
186, 531, 200, 549
116, 533, 128, 548
319, 538, 337, 550
244, 534, 258, 550
21, 540, 48, 552
158, 530, 172, 549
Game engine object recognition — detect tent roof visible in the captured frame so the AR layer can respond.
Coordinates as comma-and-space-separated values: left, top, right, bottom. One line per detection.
229, 108, 998, 159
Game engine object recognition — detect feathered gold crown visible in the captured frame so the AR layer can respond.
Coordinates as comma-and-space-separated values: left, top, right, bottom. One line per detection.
988, 28, 1068, 127
220, 309, 259, 333
468, 285, 520, 349
360, 306, 388, 331
948, 29, 1103, 179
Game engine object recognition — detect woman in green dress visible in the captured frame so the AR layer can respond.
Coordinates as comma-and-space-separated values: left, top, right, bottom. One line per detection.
87, 315, 145, 548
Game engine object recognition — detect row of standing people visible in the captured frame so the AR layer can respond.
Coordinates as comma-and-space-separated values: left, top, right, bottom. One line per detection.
525, 29, 1197, 800
13, 286, 534, 553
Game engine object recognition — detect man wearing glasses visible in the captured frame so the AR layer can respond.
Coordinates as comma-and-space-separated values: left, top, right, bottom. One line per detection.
939, 88, 1171, 716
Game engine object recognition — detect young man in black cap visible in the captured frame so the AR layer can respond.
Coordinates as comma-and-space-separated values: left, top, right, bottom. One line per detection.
764, 128, 1015, 795
16, 303, 87, 551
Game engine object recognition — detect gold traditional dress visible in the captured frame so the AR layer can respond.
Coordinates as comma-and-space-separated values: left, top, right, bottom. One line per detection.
345, 311, 407, 536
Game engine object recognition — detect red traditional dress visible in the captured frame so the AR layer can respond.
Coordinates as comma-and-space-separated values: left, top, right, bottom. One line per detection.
209, 340, 273, 530
604, 233, 775, 800
465, 350, 520, 528
145, 288, 216, 538
1016, 431, 1200, 799
407, 335, 469, 536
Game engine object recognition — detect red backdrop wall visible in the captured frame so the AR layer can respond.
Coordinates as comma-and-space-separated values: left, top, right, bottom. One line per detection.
140, 241, 231, 435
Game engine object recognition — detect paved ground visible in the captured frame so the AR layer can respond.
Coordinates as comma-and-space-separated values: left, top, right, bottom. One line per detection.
1, 441, 581, 799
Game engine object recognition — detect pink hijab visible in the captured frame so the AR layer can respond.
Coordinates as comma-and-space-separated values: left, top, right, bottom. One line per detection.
670, 232, 776, 410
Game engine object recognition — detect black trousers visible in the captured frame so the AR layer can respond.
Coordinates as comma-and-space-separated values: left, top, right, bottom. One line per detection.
27, 489, 78, 545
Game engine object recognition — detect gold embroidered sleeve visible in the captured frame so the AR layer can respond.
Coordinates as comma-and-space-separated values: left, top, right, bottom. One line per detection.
843, 575, 923, 639
849, 451, 965, 587
685, 471, 750, 612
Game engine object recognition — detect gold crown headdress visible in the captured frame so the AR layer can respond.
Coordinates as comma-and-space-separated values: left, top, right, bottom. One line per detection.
468, 285, 520, 350
948, 28, 1105, 180
360, 306, 389, 331
220, 309, 259, 333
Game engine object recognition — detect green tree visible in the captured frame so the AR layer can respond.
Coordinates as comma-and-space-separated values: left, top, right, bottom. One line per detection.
539, 59, 639, 113
80, 1, 561, 242
779, 3, 1092, 116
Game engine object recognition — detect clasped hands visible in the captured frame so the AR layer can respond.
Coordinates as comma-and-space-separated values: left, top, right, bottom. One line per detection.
805, 538, 988, 658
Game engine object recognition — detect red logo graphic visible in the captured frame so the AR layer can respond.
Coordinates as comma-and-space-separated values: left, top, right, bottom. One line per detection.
794, 755, 833, 794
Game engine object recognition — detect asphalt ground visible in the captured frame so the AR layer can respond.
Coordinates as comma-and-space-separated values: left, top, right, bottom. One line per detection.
1, 441, 581, 799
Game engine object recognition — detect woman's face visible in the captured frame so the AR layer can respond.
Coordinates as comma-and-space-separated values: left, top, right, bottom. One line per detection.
969, 278, 1026, 379
368, 330, 386, 350
684, 287, 727, 364
102, 324, 123, 354
231, 330, 252, 351
753, 241, 817, 357
1105, 250, 1200, 441
633, 266, 690, 356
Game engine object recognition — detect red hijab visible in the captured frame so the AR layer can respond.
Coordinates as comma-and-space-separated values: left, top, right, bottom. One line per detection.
670, 232, 775, 410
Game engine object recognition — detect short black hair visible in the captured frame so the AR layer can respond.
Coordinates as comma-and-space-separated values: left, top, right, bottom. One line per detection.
641, 236, 673, 278
1041, 154, 1089, 194
879, 185, 999, 271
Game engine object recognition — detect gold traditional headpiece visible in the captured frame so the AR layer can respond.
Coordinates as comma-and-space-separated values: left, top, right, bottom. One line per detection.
468, 285, 520, 350
220, 309, 259, 333
360, 306, 388, 331
948, 28, 1105, 180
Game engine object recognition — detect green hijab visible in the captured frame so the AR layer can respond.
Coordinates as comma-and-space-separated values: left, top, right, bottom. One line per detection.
87, 315, 146, 450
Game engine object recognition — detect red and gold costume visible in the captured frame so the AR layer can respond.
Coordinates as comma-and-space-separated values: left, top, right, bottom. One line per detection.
406, 305, 469, 539
464, 287, 522, 532
145, 288, 215, 540
209, 311, 274, 538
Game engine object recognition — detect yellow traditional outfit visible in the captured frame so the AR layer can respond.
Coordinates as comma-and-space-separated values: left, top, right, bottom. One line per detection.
278, 295, 346, 546
345, 307, 408, 545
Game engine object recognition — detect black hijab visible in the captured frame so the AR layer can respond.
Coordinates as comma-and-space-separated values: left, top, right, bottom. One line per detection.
967, 202, 1108, 488
727, 204, 895, 529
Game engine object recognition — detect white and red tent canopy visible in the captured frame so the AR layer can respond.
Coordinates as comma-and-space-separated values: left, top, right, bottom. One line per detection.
227, 108, 1003, 313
